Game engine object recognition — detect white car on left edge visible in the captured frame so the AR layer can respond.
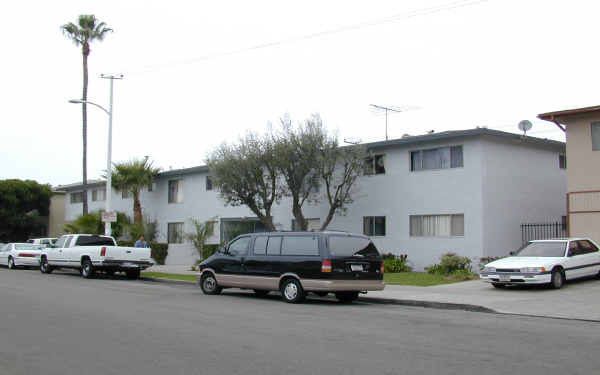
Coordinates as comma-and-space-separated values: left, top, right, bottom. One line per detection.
0, 243, 44, 269
480, 238, 600, 289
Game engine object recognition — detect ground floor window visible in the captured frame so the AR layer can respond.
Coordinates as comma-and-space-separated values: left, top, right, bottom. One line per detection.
363, 216, 386, 236
220, 219, 267, 243
410, 214, 464, 237
168, 222, 184, 243
291, 218, 321, 231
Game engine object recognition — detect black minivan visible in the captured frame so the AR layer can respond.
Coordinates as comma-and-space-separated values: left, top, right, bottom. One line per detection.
198, 231, 385, 303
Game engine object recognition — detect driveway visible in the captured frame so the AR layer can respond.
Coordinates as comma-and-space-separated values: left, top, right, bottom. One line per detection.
369, 277, 600, 321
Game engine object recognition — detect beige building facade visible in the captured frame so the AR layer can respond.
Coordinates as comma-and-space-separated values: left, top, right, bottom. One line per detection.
48, 191, 66, 237
539, 106, 600, 243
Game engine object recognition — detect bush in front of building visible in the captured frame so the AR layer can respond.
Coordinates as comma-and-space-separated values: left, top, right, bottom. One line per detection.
426, 252, 474, 276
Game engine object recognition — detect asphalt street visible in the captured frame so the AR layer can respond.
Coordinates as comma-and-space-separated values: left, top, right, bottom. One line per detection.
0, 268, 597, 375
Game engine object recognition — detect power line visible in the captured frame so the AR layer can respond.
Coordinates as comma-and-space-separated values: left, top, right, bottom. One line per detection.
124, 0, 491, 75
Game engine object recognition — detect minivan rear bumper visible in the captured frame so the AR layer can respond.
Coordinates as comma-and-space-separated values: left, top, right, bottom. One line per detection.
302, 279, 386, 292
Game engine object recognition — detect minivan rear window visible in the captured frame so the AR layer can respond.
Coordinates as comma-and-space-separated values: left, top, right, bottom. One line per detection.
75, 236, 116, 246
328, 236, 380, 257
281, 236, 319, 256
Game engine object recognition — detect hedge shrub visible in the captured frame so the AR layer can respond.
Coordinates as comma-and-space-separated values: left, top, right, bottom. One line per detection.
427, 252, 472, 276
117, 240, 169, 265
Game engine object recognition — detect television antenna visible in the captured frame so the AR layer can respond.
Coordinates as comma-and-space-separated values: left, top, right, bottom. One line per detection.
518, 120, 533, 136
370, 104, 418, 140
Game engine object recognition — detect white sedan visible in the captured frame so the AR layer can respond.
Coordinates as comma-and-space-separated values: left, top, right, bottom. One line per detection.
480, 238, 600, 289
0, 243, 44, 269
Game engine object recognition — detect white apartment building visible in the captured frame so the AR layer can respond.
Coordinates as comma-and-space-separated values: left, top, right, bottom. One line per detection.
59, 128, 566, 270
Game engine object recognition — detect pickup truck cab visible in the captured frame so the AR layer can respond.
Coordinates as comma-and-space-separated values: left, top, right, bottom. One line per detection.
40, 234, 153, 279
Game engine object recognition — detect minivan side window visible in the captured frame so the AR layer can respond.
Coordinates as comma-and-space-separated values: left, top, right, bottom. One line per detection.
253, 236, 268, 255
281, 236, 319, 256
266, 237, 282, 255
228, 237, 250, 256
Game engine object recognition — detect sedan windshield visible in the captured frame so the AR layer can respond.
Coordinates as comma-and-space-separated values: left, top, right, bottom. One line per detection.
516, 242, 566, 257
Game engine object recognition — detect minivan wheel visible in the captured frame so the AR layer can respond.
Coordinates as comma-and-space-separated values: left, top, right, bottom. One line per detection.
200, 273, 222, 295
550, 269, 565, 289
335, 291, 359, 303
81, 259, 95, 279
281, 278, 305, 303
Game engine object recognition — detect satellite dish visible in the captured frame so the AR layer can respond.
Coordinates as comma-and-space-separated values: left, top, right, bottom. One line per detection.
518, 120, 533, 135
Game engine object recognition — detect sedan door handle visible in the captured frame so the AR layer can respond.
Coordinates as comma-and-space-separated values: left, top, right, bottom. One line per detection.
126, 250, 132, 254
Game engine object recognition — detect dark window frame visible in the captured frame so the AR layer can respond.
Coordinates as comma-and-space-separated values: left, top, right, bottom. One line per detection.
410, 145, 463, 172
364, 154, 386, 175
363, 216, 386, 236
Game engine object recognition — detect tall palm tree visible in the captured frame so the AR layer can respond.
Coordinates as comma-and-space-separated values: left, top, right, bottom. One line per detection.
61, 15, 113, 215
110, 158, 161, 224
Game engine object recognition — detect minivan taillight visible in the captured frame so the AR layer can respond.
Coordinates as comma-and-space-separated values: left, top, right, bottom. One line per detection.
321, 259, 332, 273
100, 247, 107, 257
380, 261, 385, 274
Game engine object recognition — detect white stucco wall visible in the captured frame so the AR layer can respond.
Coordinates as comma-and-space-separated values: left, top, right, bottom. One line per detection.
481, 137, 567, 259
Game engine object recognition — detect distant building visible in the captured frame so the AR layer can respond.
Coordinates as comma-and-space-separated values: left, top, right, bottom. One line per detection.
57, 128, 566, 269
539, 105, 600, 244
48, 191, 66, 237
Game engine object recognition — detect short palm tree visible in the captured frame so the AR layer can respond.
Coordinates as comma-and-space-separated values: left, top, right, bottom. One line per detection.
61, 15, 112, 215
110, 158, 161, 224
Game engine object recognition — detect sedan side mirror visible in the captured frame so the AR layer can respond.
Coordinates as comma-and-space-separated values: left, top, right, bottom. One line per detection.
509, 251, 515, 256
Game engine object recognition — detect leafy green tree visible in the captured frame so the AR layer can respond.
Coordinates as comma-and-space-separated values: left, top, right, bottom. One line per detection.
207, 132, 282, 231
110, 158, 160, 224
64, 211, 129, 239
0, 180, 52, 242
61, 15, 113, 215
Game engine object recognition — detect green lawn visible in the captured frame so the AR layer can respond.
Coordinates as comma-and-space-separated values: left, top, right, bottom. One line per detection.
384, 272, 477, 287
141, 272, 197, 282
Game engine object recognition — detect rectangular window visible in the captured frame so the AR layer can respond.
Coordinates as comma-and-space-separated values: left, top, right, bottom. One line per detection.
168, 180, 183, 203
365, 154, 385, 175
70, 191, 84, 204
122, 190, 130, 199
281, 236, 320, 256
559, 154, 567, 169
266, 236, 282, 255
363, 216, 386, 236
206, 176, 213, 191
410, 146, 463, 171
592, 122, 600, 151
167, 222, 184, 244
92, 189, 106, 202
410, 214, 464, 237
147, 183, 153, 192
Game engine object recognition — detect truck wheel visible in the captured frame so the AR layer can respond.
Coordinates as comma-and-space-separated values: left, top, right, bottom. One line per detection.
40, 257, 53, 274
200, 273, 222, 295
81, 259, 95, 279
126, 270, 140, 280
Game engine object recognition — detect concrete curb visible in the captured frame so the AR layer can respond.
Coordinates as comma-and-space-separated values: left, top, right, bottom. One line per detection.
140, 277, 197, 287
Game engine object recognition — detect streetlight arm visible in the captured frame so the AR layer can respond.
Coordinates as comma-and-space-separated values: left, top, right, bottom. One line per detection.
69, 99, 110, 115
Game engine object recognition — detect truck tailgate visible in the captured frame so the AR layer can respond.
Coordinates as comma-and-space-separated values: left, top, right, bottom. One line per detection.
103, 246, 151, 262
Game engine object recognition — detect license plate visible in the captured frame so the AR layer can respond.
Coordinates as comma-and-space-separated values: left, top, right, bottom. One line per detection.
351, 264, 363, 272
499, 274, 511, 282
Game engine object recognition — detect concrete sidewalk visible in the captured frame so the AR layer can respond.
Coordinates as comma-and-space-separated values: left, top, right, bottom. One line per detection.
144, 265, 600, 321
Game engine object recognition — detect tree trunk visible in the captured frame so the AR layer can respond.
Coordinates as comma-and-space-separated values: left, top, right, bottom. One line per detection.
292, 197, 307, 231
81, 47, 89, 215
320, 205, 337, 231
133, 190, 142, 224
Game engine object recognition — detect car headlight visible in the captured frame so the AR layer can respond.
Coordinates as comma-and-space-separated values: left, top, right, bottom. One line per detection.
520, 267, 546, 274
483, 267, 496, 273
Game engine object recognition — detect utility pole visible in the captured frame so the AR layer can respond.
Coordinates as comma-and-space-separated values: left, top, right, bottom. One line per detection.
370, 104, 404, 141
100, 74, 123, 236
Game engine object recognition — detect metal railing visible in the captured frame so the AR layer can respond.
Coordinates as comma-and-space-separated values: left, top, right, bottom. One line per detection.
520, 222, 567, 245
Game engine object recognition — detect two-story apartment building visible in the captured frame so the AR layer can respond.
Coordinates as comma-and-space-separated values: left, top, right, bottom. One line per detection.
59, 128, 566, 270
539, 105, 600, 244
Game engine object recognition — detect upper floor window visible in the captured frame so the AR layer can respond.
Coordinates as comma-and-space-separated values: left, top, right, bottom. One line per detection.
363, 216, 386, 236
410, 214, 464, 237
206, 176, 213, 191
70, 191, 84, 204
591, 122, 600, 151
410, 145, 463, 171
168, 180, 183, 203
92, 189, 106, 202
559, 154, 567, 169
365, 154, 385, 175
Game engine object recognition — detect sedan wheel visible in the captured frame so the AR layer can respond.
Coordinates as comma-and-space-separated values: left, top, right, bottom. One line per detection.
550, 269, 565, 289
40, 257, 53, 274
7, 257, 15, 270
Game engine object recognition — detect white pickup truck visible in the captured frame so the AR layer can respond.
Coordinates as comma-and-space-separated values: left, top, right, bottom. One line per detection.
40, 234, 153, 279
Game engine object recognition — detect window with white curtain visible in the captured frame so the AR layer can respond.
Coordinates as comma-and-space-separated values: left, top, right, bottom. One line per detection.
410, 146, 463, 171
92, 189, 106, 202
168, 180, 183, 203
410, 214, 464, 237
